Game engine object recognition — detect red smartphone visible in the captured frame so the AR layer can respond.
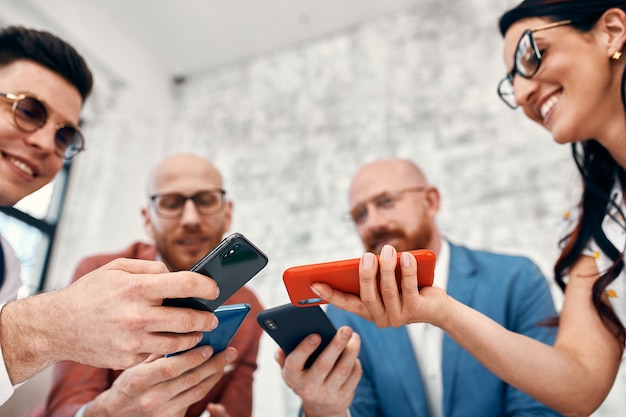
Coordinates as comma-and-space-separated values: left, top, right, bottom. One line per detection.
283, 249, 436, 307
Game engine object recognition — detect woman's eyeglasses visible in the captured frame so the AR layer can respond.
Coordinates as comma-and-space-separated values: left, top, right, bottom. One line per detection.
497, 20, 572, 109
0, 92, 85, 159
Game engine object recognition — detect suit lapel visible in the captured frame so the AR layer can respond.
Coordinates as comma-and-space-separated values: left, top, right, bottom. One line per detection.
383, 326, 431, 416
441, 244, 478, 417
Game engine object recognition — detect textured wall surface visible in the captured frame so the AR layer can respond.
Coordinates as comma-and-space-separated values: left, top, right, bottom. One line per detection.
5, 1, 625, 416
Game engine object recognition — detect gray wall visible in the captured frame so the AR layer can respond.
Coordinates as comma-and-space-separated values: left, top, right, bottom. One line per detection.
3, 1, 625, 416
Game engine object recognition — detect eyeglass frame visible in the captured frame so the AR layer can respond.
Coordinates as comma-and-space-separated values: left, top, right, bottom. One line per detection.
0, 91, 85, 159
344, 186, 427, 225
497, 19, 573, 109
149, 189, 227, 218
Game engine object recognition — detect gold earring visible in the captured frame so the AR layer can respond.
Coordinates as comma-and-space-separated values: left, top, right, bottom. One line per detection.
612, 51, 622, 60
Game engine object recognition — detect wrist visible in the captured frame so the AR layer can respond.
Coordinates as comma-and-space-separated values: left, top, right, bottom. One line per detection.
301, 405, 350, 417
0, 294, 60, 384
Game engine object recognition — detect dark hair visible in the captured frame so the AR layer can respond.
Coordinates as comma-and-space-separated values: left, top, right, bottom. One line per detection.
0, 26, 93, 101
500, 0, 626, 344
499, 0, 626, 35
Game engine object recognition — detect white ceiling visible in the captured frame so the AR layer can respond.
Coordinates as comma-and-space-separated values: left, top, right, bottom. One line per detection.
2, 0, 422, 78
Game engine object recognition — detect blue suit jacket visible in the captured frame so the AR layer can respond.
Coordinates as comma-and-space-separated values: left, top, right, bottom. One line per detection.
326, 242, 562, 417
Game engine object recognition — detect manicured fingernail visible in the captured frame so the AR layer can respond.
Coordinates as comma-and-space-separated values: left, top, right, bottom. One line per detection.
362, 252, 375, 269
310, 285, 321, 296
381, 245, 393, 260
226, 349, 237, 363
211, 314, 219, 330
402, 251, 412, 267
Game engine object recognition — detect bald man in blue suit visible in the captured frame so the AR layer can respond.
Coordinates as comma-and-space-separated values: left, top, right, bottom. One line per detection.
278, 159, 561, 417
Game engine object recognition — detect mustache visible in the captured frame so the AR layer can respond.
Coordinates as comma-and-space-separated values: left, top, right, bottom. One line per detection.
365, 231, 403, 250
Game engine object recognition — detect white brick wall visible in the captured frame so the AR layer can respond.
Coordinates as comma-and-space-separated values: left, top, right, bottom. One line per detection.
30, 1, 626, 416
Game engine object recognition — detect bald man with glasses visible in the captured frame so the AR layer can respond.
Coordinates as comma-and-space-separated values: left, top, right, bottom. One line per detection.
28, 153, 263, 417
278, 159, 562, 417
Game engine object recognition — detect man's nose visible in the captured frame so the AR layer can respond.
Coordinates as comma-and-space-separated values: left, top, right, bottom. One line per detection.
179, 199, 202, 224
23, 124, 57, 155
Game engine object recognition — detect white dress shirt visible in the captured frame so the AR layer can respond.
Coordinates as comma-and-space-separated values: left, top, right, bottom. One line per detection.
0, 236, 23, 304
407, 239, 450, 417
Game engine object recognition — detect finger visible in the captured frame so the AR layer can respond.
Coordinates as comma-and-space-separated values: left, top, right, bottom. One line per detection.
378, 245, 400, 302
341, 357, 363, 395
399, 251, 419, 298
144, 345, 215, 387
140, 271, 220, 302
307, 327, 354, 386
376, 245, 404, 325
311, 283, 372, 320
325, 331, 361, 389
283, 333, 323, 374
135, 332, 207, 359
143, 304, 219, 335
358, 252, 388, 325
208, 403, 230, 417
275, 348, 287, 367
144, 353, 165, 364
103, 257, 171, 274
170, 348, 237, 402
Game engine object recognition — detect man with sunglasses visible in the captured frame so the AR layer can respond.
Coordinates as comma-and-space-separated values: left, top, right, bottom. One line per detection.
279, 159, 562, 417
0, 27, 227, 405
29, 153, 263, 417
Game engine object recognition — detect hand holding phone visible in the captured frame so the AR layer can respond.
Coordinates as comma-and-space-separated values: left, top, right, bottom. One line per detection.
282, 249, 436, 307
163, 232, 268, 312
257, 303, 336, 368
166, 303, 251, 356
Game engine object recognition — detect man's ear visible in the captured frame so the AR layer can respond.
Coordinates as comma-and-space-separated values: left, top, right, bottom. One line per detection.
423, 186, 441, 216
141, 207, 155, 240
222, 200, 233, 233
598, 8, 626, 58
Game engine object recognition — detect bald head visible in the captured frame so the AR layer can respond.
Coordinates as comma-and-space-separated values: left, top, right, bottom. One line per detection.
147, 153, 224, 196
349, 159, 428, 206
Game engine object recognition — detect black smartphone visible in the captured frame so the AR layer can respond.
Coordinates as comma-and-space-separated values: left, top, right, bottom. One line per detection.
166, 303, 251, 357
257, 303, 337, 368
163, 232, 268, 312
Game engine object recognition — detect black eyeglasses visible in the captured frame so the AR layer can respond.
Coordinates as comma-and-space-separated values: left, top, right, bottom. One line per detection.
344, 186, 426, 225
150, 189, 226, 218
0, 92, 85, 159
497, 20, 572, 109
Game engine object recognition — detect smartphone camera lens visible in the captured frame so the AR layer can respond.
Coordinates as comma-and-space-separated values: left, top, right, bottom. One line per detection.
234, 243, 241, 250
264, 319, 279, 331
222, 253, 230, 259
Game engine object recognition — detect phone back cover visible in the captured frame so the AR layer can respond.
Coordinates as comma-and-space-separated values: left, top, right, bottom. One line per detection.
167, 303, 251, 356
257, 304, 336, 368
198, 303, 251, 352
282, 249, 436, 307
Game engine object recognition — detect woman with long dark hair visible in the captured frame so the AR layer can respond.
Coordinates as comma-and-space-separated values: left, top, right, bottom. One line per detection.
316, 1, 626, 415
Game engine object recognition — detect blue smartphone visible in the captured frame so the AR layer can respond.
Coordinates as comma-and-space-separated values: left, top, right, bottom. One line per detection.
166, 303, 251, 356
